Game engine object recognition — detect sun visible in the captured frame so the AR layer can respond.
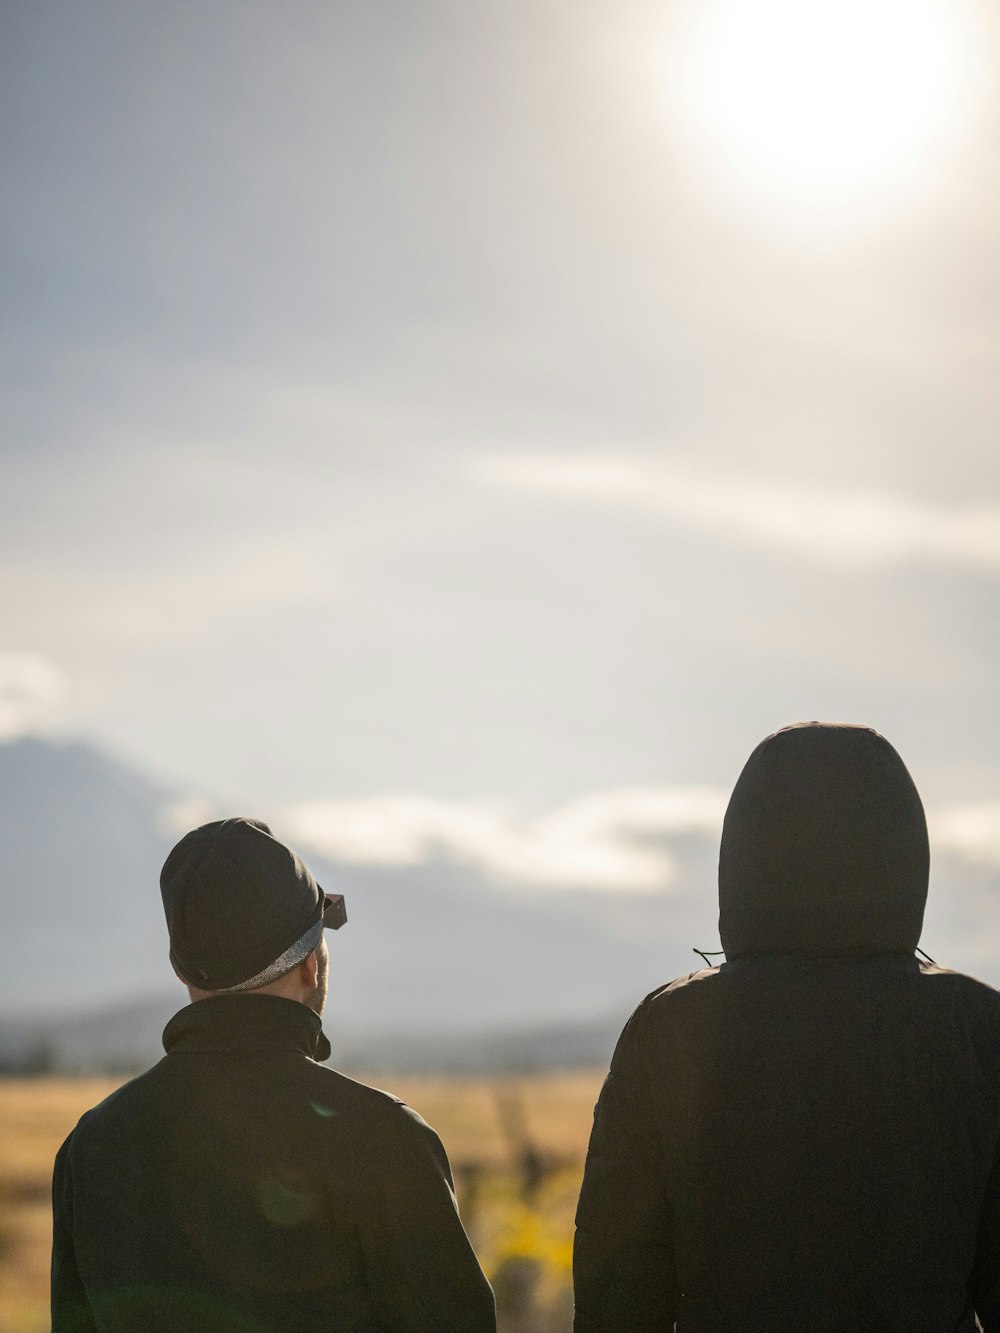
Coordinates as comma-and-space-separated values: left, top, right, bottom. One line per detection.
669, 0, 972, 205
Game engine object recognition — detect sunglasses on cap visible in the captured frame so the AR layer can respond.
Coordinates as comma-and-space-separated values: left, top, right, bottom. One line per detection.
322, 893, 347, 930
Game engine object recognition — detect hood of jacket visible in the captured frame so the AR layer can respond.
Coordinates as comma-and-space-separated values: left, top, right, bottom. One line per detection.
718, 722, 928, 960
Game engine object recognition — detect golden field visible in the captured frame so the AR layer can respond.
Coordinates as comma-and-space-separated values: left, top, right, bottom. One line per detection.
0, 1070, 603, 1333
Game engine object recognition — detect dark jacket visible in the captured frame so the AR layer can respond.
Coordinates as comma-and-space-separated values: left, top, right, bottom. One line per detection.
52, 994, 496, 1332
574, 723, 1000, 1332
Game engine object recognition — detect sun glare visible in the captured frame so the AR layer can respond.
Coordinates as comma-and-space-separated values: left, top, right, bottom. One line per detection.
670, 0, 972, 206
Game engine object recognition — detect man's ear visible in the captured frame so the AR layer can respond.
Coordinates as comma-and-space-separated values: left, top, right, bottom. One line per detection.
299, 949, 319, 989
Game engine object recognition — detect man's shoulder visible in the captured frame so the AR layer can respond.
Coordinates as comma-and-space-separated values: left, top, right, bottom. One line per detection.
625, 958, 1000, 1036
637, 958, 1000, 1003
605, 967, 724, 1058
57, 1066, 158, 1157
308, 1065, 433, 1124
293, 1063, 445, 1154
635, 964, 725, 1016
915, 961, 1000, 1019
917, 960, 1000, 994
65, 1058, 431, 1136
61, 1061, 445, 1184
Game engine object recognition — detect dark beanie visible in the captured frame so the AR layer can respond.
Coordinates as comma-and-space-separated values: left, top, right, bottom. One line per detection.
160, 817, 330, 991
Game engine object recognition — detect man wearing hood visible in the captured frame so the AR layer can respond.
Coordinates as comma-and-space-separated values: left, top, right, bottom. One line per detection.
573, 723, 1000, 1332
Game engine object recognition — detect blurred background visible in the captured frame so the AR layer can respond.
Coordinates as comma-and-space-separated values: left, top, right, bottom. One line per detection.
4, 0, 1000, 1326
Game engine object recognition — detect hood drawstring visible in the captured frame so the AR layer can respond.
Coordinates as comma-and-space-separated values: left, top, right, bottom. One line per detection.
693, 948, 726, 969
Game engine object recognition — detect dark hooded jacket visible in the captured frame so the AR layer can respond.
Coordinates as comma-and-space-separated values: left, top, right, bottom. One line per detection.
51, 994, 495, 1332
574, 723, 1000, 1332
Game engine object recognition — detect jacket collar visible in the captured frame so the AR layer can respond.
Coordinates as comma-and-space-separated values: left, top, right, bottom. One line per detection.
162, 993, 332, 1063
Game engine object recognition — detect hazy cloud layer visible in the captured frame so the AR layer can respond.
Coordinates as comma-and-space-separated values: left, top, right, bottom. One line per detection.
279, 787, 728, 891
932, 801, 1000, 868
0, 653, 66, 740
159, 784, 1000, 897
474, 454, 1000, 574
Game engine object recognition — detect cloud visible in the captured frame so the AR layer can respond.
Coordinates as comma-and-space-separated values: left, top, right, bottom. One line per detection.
472, 454, 1000, 574
277, 786, 729, 892
158, 797, 224, 840
0, 652, 67, 740
931, 801, 1000, 868
160, 781, 1000, 896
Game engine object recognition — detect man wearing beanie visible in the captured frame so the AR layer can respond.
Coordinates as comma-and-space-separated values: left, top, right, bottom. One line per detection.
574, 723, 1000, 1332
51, 817, 496, 1332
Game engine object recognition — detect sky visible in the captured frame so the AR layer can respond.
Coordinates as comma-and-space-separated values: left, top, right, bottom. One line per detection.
5, 0, 1000, 921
